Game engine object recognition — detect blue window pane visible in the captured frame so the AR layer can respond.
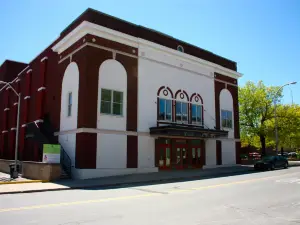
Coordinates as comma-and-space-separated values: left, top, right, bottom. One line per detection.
166, 100, 172, 121
196, 105, 202, 123
159, 99, 166, 120
182, 103, 188, 122
176, 102, 181, 121
191, 104, 197, 122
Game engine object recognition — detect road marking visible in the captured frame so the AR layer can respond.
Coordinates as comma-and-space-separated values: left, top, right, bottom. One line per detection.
169, 172, 300, 193
0, 193, 158, 213
1, 171, 299, 213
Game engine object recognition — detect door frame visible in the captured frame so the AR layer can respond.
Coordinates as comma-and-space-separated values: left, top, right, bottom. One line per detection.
174, 143, 189, 169
157, 143, 171, 170
190, 144, 202, 168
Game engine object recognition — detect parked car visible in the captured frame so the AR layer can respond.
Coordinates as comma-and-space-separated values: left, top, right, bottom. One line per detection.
288, 152, 298, 158
254, 156, 288, 171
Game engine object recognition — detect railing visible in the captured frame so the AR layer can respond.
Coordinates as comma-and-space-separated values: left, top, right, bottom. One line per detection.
27, 115, 72, 178
60, 146, 72, 178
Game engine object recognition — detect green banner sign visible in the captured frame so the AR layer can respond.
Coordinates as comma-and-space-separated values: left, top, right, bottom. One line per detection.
43, 144, 61, 154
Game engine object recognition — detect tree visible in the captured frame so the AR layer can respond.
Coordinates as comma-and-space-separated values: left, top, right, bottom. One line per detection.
239, 81, 283, 156
265, 104, 300, 149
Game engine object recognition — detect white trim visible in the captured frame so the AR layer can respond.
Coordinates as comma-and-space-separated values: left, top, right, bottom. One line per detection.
15, 78, 21, 83
37, 87, 46, 92
24, 96, 31, 100
52, 21, 138, 54
11, 128, 16, 131
26, 69, 32, 74
2, 130, 8, 134
138, 38, 242, 79
87, 42, 137, 58
58, 42, 88, 64
58, 42, 137, 64
54, 128, 150, 136
40, 56, 48, 62
215, 79, 238, 87
21, 124, 27, 128
4, 108, 10, 111
34, 119, 44, 124
51, 21, 241, 79
6, 87, 11, 90
13, 102, 18, 106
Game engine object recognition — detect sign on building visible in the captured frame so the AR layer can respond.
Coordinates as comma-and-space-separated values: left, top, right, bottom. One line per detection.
43, 144, 61, 163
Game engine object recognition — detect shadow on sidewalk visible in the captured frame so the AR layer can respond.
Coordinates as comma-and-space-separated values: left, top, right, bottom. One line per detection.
54, 166, 267, 192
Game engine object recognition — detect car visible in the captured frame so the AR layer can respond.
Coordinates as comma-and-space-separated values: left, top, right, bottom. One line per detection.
254, 156, 288, 171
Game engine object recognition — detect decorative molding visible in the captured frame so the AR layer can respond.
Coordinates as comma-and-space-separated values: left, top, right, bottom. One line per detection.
24, 96, 31, 100
6, 87, 11, 90
51, 21, 242, 79
215, 79, 238, 87
13, 102, 18, 106
138, 39, 243, 79
26, 69, 32, 74
15, 78, 21, 83
54, 128, 150, 136
4, 108, 10, 111
37, 87, 46, 92
52, 21, 138, 54
11, 128, 16, 131
2, 130, 8, 133
40, 56, 48, 62
21, 124, 27, 128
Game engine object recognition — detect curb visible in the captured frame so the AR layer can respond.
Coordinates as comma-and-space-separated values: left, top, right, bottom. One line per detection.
0, 168, 253, 195
0, 180, 48, 185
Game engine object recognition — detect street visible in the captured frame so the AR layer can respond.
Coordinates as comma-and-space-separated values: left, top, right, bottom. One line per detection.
1, 167, 300, 225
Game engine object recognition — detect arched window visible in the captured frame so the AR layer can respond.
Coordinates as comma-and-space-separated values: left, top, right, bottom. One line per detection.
175, 90, 189, 123
190, 93, 204, 126
177, 45, 184, 53
157, 87, 173, 121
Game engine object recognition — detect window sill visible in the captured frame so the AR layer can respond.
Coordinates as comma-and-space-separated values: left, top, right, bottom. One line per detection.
222, 127, 233, 130
100, 113, 124, 118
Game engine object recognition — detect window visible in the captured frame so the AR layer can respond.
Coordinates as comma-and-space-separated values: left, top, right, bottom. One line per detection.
67, 92, 72, 117
100, 89, 123, 116
191, 104, 203, 125
175, 101, 188, 123
221, 110, 233, 128
177, 45, 184, 53
158, 98, 172, 121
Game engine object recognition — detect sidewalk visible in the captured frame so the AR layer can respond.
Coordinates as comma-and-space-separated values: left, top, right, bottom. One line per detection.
1, 162, 299, 195
0, 165, 253, 195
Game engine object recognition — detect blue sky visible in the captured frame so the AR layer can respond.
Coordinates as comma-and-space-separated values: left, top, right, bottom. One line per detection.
1, 0, 299, 104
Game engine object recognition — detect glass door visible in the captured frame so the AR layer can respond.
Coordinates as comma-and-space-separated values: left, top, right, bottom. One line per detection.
191, 147, 201, 168
191, 140, 202, 168
158, 144, 171, 170
174, 143, 188, 169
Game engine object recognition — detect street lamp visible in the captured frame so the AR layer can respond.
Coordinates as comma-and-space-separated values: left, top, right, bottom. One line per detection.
274, 81, 297, 155
0, 81, 21, 178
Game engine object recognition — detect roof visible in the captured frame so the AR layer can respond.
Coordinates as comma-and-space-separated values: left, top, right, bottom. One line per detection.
60, 8, 237, 71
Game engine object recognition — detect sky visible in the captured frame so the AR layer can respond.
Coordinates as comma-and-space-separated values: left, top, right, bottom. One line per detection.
1, 0, 299, 104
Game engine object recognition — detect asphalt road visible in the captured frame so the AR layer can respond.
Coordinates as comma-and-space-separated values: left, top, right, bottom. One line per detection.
1, 167, 300, 225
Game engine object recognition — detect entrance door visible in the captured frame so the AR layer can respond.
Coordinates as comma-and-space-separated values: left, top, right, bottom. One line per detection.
174, 143, 189, 169
157, 144, 171, 170
191, 146, 202, 168
190, 140, 203, 168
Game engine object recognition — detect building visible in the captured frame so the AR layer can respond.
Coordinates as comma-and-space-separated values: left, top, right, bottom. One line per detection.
0, 8, 242, 179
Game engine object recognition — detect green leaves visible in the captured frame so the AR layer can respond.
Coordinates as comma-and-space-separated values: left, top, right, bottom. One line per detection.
239, 81, 285, 150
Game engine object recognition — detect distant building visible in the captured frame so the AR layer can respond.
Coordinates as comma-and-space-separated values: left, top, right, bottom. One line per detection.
0, 8, 242, 179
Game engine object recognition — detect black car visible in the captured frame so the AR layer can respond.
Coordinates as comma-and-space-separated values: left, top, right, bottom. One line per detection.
254, 156, 288, 170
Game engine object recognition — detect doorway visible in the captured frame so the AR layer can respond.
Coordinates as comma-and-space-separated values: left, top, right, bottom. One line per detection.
157, 141, 171, 170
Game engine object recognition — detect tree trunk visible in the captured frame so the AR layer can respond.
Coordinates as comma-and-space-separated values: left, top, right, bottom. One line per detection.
260, 135, 266, 156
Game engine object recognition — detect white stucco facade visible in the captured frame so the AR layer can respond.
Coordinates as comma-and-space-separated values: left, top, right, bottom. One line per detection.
59, 62, 79, 165
54, 21, 241, 180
